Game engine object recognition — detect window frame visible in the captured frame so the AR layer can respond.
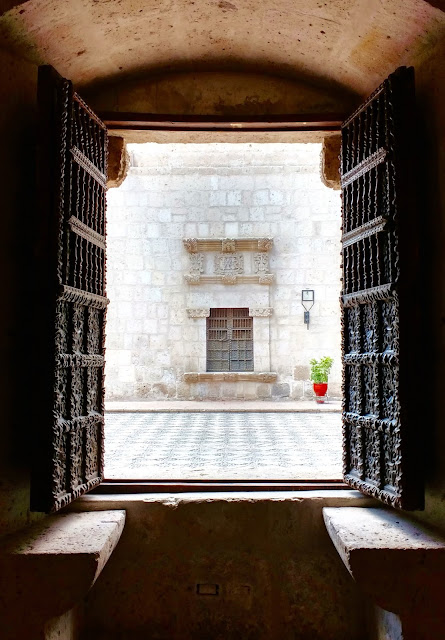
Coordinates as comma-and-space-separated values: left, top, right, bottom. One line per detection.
94, 112, 348, 494
206, 308, 254, 373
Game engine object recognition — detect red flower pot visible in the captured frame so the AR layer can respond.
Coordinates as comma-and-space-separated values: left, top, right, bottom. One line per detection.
313, 382, 328, 403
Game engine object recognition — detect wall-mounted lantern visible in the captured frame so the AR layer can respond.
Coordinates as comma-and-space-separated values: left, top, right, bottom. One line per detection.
301, 289, 314, 329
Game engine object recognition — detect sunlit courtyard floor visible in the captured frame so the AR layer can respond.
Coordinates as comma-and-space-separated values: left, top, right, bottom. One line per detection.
104, 404, 342, 479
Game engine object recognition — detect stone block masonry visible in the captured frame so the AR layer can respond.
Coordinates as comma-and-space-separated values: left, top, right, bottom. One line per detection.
105, 143, 342, 400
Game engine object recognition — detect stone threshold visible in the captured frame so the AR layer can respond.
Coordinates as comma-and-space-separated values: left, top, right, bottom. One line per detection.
183, 372, 277, 383
105, 399, 342, 413
77, 490, 373, 506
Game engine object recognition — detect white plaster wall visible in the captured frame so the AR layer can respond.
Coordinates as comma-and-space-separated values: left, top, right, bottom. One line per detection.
105, 143, 342, 400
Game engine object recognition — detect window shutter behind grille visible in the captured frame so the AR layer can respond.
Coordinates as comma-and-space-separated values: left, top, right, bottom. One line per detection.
341, 67, 423, 510
31, 66, 108, 513
207, 309, 253, 372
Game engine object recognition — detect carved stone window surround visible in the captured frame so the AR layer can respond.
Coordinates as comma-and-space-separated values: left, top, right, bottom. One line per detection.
186, 307, 272, 373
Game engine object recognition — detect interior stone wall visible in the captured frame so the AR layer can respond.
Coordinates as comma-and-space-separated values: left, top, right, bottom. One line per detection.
76, 491, 372, 640
0, 50, 45, 537
105, 142, 342, 401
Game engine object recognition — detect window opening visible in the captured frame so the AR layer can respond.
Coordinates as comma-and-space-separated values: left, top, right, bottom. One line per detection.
103, 140, 343, 483
206, 308, 254, 372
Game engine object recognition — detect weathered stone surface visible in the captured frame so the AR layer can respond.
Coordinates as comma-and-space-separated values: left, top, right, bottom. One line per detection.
0, 509, 126, 630
320, 134, 341, 190
272, 383, 290, 397
107, 136, 130, 189
256, 383, 272, 398
4, 0, 441, 112
184, 372, 277, 383
294, 365, 310, 380
323, 507, 445, 617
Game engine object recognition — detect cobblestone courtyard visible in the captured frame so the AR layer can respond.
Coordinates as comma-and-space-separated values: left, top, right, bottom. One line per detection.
104, 411, 342, 479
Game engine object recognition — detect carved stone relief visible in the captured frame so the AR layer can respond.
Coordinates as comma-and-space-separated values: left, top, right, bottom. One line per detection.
258, 238, 273, 252
189, 253, 204, 275
253, 253, 269, 273
183, 238, 198, 253
222, 239, 236, 253
184, 274, 201, 284
249, 307, 273, 317
183, 237, 273, 253
214, 253, 244, 275
221, 274, 237, 285
259, 273, 275, 285
183, 237, 274, 285
186, 308, 210, 318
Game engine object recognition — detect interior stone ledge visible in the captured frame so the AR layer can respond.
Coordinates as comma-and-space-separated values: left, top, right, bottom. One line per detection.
184, 372, 277, 382
0, 510, 126, 627
323, 507, 445, 620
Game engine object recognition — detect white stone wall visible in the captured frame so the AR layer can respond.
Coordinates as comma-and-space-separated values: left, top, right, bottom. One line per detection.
105, 142, 342, 400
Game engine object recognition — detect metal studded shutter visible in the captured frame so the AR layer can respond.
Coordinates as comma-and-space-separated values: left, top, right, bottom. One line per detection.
31, 66, 108, 513
341, 66, 423, 510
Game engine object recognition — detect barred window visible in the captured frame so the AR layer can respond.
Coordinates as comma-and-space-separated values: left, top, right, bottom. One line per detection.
206, 308, 253, 372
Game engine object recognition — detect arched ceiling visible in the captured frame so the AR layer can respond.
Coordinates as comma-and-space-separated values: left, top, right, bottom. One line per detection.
0, 0, 444, 103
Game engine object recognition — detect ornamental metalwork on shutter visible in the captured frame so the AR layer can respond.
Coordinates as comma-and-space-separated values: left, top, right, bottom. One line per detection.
32, 66, 108, 513
341, 66, 422, 510
207, 308, 254, 372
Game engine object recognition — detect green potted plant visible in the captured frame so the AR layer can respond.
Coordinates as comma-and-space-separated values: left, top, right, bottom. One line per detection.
309, 356, 333, 403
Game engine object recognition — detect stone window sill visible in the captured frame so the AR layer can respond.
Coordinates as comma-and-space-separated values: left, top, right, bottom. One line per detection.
184, 372, 277, 383
184, 274, 274, 285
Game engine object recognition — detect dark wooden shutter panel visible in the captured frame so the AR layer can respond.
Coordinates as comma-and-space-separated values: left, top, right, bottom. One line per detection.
32, 66, 108, 513
341, 67, 423, 510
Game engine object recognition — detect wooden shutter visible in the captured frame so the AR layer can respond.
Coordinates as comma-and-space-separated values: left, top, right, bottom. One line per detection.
341, 67, 422, 510
31, 66, 108, 513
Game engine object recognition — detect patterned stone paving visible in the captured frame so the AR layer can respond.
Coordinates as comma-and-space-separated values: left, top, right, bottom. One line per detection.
104, 412, 342, 479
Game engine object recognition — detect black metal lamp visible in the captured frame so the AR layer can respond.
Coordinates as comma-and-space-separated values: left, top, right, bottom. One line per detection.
301, 289, 314, 329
